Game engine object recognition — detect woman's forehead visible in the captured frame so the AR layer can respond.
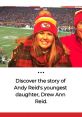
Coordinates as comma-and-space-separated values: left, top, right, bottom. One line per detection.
38, 30, 54, 34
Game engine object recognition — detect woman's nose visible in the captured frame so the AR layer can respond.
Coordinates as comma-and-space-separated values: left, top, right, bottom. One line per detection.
43, 34, 47, 39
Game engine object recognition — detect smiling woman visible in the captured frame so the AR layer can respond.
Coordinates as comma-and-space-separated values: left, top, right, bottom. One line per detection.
35, 31, 54, 50
8, 9, 71, 67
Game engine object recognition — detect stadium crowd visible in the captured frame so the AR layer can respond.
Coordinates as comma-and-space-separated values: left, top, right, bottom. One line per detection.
0, 7, 81, 31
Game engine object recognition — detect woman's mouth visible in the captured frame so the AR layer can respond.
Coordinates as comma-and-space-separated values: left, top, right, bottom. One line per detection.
40, 40, 48, 45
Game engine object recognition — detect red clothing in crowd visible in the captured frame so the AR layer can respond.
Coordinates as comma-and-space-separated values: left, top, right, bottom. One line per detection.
61, 33, 82, 67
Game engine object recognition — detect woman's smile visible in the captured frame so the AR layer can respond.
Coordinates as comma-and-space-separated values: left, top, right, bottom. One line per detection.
36, 31, 54, 49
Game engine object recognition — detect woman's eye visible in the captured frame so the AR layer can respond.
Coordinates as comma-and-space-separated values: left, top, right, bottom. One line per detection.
79, 22, 82, 25
39, 32, 44, 34
47, 33, 52, 36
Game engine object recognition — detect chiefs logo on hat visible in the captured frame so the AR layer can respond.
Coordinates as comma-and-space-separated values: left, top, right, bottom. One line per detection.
41, 22, 50, 28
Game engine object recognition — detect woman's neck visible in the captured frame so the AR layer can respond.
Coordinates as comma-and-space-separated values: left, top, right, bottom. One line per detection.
42, 50, 49, 54
40, 47, 51, 54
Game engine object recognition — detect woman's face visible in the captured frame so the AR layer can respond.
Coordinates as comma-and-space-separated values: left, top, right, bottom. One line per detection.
35, 31, 55, 49
77, 21, 82, 39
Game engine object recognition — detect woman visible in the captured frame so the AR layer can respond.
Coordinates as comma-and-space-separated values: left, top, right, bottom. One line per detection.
8, 10, 71, 67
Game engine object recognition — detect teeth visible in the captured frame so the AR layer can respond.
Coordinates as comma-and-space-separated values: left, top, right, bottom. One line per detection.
41, 41, 47, 45
40, 40, 48, 45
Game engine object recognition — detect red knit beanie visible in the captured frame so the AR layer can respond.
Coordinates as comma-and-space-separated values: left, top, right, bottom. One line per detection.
74, 10, 82, 27
34, 10, 57, 36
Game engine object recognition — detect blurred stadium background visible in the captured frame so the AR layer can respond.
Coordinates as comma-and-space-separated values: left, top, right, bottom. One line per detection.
0, 7, 81, 67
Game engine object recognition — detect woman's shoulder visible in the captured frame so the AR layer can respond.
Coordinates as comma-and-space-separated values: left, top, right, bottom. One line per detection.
16, 36, 33, 46
60, 34, 76, 42
16, 36, 27, 44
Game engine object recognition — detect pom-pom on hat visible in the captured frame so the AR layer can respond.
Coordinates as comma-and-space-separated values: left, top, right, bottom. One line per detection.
34, 10, 57, 36
74, 10, 82, 27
